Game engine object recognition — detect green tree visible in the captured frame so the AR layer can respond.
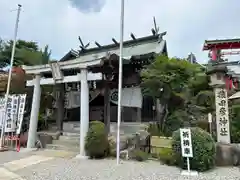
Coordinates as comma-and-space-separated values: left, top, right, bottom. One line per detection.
141, 55, 213, 134
40, 45, 51, 64
0, 39, 51, 67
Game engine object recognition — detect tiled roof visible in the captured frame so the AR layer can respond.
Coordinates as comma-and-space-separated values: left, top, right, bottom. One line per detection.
60, 33, 166, 62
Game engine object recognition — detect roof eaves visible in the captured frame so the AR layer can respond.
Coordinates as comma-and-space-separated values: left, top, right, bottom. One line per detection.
78, 34, 160, 56
60, 49, 79, 61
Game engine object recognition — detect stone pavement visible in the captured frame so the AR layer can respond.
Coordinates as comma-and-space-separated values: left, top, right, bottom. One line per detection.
0, 150, 240, 180
0, 149, 78, 180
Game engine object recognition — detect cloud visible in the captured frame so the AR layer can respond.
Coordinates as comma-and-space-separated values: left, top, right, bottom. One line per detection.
68, 0, 106, 13
0, 0, 240, 63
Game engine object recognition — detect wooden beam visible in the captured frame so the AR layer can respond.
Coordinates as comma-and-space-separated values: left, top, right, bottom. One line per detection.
26, 73, 102, 86
22, 58, 102, 74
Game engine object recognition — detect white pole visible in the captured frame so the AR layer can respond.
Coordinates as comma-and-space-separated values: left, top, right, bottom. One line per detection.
116, 0, 125, 165
208, 112, 212, 135
0, 4, 22, 148
187, 157, 190, 172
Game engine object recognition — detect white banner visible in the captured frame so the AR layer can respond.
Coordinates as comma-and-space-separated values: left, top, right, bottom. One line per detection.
16, 94, 26, 134
0, 94, 26, 134
53, 87, 143, 109
110, 87, 142, 108
5, 95, 14, 133
0, 98, 5, 128
53, 90, 100, 109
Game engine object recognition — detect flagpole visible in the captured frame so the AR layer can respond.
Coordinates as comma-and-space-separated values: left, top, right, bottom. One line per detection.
0, 4, 22, 149
116, 0, 125, 165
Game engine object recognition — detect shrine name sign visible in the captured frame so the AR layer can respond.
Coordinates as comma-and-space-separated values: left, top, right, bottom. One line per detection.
215, 88, 230, 143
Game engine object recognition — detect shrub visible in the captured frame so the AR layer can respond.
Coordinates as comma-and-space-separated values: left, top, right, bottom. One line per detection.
172, 127, 216, 172
85, 121, 109, 159
108, 136, 117, 157
231, 125, 240, 143
196, 120, 209, 132
151, 153, 159, 159
163, 110, 186, 137
159, 147, 176, 166
37, 113, 48, 131
148, 123, 163, 136
131, 149, 149, 161
230, 105, 240, 143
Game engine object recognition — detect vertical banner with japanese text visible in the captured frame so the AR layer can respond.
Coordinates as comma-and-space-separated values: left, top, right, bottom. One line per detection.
5, 95, 14, 132
0, 94, 26, 134
215, 88, 230, 143
0, 98, 5, 128
16, 94, 26, 134
180, 128, 193, 158
9, 95, 19, 132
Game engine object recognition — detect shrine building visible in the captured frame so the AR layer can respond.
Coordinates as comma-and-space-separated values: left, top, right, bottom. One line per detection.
22, 31, 168, 156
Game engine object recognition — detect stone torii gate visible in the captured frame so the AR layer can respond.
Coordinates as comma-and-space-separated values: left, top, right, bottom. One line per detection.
22, 58, 102, 157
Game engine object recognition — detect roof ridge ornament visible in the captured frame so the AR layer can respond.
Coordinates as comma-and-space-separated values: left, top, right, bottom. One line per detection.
151, 16, 159, 36
130, 33, 136, 40
78, 36, 90, 51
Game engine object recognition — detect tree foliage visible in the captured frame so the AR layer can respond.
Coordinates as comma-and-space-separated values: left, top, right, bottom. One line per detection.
141, 55, 213, 135
0, 39, 51, 68
141, 56, 196, 101
0, 38, 54, 118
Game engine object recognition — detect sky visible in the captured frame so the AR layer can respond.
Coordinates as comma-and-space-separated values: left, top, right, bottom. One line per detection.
0, 0, 240, 63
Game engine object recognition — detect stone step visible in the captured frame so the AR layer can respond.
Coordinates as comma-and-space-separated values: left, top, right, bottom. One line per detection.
45, 144, 79, 152
63, 122, 80, 132
62, 127, 80, 131
110, 123, 147, 134
62, 132, 80, 137
52, 140, 79, 146
59, 135, 80, 141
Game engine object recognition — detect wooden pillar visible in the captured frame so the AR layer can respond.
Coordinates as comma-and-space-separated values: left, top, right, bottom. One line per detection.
121, 107, 125, 122
136, 108, 142, 122
56, 84, 64, 132
104, 84, 110, 133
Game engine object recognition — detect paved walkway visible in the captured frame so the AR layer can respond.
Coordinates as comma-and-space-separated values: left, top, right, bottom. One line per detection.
0, 149, 77, 180
0, 150, 239, 180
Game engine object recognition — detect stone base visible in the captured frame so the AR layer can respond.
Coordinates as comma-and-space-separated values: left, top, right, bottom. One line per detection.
181, 170, 198, 176
19, 148, 38, 153
38, 134, 53, 148
0, 146, 9, 152
216, 143, 234, 166
75, 154, 89, 159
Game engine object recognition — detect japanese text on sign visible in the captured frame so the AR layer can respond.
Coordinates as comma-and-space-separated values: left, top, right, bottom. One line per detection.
215, 88, 230, 143
180, 128, 193, 158
0, 94, 26, 134
16, 94, 26, 134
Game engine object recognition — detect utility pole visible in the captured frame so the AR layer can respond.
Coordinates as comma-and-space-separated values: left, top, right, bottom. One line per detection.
0, 4, 22, 149
116, 0, 125, 165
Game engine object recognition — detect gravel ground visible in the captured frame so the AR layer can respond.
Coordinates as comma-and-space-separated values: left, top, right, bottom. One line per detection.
16, 158, 240, 180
